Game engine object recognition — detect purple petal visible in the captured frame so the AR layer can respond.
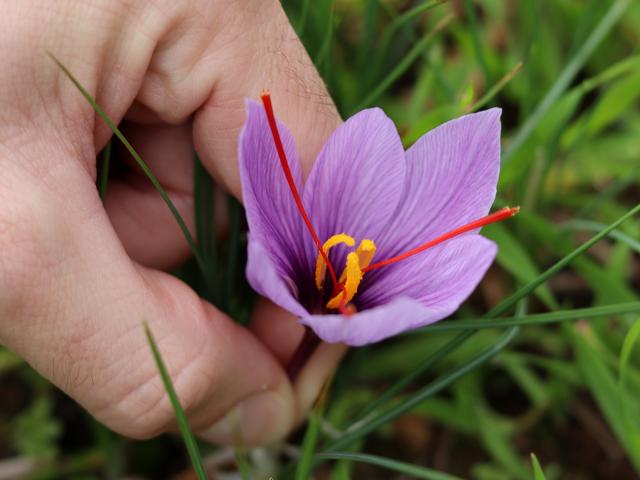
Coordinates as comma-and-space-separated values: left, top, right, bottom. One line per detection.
300, 297, 445, 346
246, 238, 308, 318
377, 109, 501, 258
239, 100, 311, 281
302, 108, 407, 265
360, 234, 496, 312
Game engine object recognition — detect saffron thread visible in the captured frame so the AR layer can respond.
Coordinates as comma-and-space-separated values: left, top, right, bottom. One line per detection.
363, 207, 520, 272
260, 91, 340, 290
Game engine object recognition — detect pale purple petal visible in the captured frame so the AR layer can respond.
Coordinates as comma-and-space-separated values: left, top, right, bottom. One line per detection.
303, 108, 407, 266
359, 234, 497, 312
299, 297, 446, 346
239, 100, 311, 281
246, 238, 308, 318
377, 109, 501, 258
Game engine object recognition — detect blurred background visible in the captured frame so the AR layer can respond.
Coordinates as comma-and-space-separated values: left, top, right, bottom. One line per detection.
2, 0, 640, 478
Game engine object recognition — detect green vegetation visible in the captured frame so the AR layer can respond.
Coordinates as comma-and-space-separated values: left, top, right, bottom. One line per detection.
2, 0, 640, 478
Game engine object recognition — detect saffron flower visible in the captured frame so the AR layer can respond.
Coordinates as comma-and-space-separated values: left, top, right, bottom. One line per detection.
239, 92, 516, 346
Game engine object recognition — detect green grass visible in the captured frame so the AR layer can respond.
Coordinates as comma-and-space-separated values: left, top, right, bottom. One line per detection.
3, 0, 640, 478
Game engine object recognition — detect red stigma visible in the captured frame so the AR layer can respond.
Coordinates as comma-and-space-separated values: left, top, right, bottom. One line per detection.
363, 207, 520, 273
260, 90, 339, 290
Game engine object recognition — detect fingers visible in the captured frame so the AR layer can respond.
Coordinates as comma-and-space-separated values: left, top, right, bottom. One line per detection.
131, 0, 341, 195
0, 151, 294, 446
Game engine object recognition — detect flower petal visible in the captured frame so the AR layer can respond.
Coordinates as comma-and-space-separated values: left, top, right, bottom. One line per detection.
377, 109, 501, 258
360, 234, 497, 313
239, 100, 310, 280
303, 108, 406, 265
300, 297, 441, 346
246, 238, 308, 318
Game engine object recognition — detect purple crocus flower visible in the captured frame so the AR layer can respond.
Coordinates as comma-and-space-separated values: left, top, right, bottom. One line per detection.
239, 92, 516, 347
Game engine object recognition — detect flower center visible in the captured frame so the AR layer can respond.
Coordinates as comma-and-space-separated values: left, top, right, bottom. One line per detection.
315, 234, 377, 310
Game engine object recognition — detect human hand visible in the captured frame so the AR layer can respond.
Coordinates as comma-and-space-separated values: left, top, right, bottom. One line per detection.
0, 0, 345, 446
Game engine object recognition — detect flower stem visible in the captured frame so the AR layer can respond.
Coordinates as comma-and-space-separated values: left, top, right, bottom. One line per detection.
286, 327, 321, 381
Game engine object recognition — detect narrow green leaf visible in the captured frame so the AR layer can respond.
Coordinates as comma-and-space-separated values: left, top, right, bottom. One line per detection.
296, 0, 312, 36
235, 449, 252, 480
470, 61, 523, 112
296, 379, 333, 480
618, 320, 640, 473
421, 302, 640, 332
222, 197, 242, 314
478, 406, 530, 480
322, 327, 519, 454
503, 0, 632, 164
98, 141, 111, 200
353, 13, 454, 112
315, 0, 336, 73
483, 223, 557, 309
316, 452, 463, 480
564, 69, 640, 146
530, 453, 547, 480
570, 324, 640, 473
462, 0, 491, 83
352, 330, 473, 423
193, 155, 219, 304
144, 323, 208, 480
373, 0, 447, 77
619, 320, 640, 386
563, 219, 640, 254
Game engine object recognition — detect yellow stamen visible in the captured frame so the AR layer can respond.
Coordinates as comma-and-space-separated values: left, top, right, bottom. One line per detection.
356, 239, 376, 269
339, 239, 377, 283
315, 233, 355, 289
326, 252, 362, 310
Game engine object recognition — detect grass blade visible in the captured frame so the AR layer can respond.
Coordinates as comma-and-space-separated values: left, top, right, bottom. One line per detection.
316, 452, 463, 480
503, 0, 631, 164
470, 61, 523, 112
296, 378, 333, 480
193, 155, 219, 303
569, 324, 640, 473
353, 13, 454, 112
296, 0, 312, 36
462, 0, 491, 83
323, 326, 519, 453
222, 197, 242, 313
619, 320, 640, 387
371, 0, 447, 79
352, 330, 473, 423
562, 219, 640, 254
98, 141, 111, 199
530, 453, 547, 480
421, 303, 640, 332
144, 323, 208, 480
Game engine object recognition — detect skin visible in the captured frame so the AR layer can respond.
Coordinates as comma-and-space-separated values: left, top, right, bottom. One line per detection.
0, 0, 346, 446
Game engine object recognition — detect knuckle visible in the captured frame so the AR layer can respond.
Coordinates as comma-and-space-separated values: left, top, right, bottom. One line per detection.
93, 285, 222, 439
